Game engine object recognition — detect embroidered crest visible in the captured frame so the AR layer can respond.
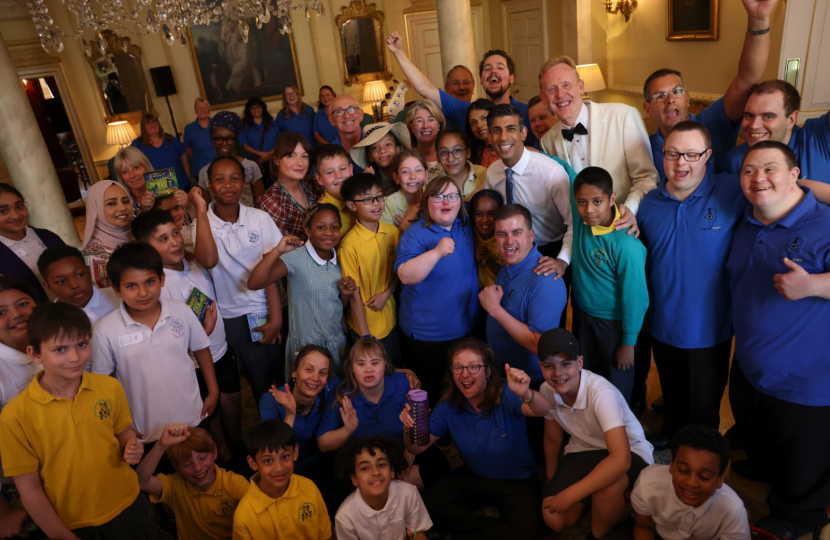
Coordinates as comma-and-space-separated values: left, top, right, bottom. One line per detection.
170, 318, 185, 338
202, 269, 212, 283
249, 230, 261, 247
787, 236, 803, 261
298, 502, 317, 521
590, 248, 608, 267
702, 208, 721, 230
218, 499, 235, 515
94, 399, 113, 420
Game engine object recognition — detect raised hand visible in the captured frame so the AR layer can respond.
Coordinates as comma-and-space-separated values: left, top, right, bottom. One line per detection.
173, 189, 189, 209
385, 32, 404, 54
505, 363, 531, 400
188, 187, 209, 213
159, 423, 191, 447
138, 190, 156, 213
742, 0, 777, 26
435, 237, 456, 258
269, 384, 297, 416
123, 438, 145, 465
341, 396, 359, 432
276, 234, 305, 254
339, 276, 358, 296
773, 257, 813, 300
478, 284, 503, 313
399, 403, 415, 429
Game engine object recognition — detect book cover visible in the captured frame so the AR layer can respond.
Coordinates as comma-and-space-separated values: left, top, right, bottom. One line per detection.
185, 287, 213, 323
247, 313, 269, 342
144, 167, 178, 197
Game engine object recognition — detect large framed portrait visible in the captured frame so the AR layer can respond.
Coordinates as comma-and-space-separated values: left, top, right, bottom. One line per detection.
186, 15, 303, 108
666, 0, 719, 41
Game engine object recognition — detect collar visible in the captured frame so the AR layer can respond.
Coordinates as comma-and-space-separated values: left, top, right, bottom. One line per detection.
552, 370, 588, 411
745, 187, 815, 229
163, 258, 191, 281
425, 216, 462, 234
506, 147, 532, 176
85, 286, 104, 308
353, 220, 384, 242
247, 473, 299, 514
464, 161, 479, 185
321, 192, 346, 211
208, 203, 246, 229
28, 370, 93, 404
351, 375, 397, 408
504, 244, 542, 277
355, 480, 398, 518
590, 205, 621, 236
670, 481, 718, 516
0, 227, 34, 247
0, 341, 33, 365
562, 101, 590, 130
118, 297, 172, 328
305, 241, 337, 266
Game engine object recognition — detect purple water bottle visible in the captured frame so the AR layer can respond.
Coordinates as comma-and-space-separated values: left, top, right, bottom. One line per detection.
407, 389, 430, 446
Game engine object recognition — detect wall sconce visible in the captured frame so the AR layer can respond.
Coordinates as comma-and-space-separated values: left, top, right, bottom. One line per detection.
363, 80, 387, 122
604, 0, 637, 22
576, 63, 606, 100
106, 120, 136, 148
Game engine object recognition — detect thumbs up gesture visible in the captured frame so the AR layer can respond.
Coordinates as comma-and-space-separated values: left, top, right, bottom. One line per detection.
773, 257, 813, 301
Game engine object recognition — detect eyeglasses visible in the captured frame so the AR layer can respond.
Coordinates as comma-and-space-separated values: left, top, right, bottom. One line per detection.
450, 364, 485, 374
662, 150, 709, 162
212, 136, 237, 145
354, 195, 384, 205
430, 193, 461, 203
437, 148, 466, 159
331, 106, 361, 117
649, 87, 687, 103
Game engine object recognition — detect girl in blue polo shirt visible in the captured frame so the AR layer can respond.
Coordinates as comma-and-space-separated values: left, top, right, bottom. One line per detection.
400, 337, 542, 539
317, 338, 449, 490
395, 176, 480, 405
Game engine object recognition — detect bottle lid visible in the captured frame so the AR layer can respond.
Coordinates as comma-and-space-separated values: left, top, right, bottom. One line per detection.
407, 389, 428, 402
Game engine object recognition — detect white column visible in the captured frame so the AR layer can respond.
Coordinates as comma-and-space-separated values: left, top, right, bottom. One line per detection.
0, 33, 79, 246
436, 0, 477, 86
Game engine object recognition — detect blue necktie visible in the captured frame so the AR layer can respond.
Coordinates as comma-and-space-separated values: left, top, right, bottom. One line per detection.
505, 167, 515, 204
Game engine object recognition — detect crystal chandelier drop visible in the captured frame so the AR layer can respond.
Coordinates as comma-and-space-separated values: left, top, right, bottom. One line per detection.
27, 0, 326, 54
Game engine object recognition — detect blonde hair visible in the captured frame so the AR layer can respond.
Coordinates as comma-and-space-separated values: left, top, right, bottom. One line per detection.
335, 338, 392, 403
113, 147, 153, 186
406, 100, 446, 132
194, 97, 210, 109
538, 56, 580, 85
280, 85, 310, 120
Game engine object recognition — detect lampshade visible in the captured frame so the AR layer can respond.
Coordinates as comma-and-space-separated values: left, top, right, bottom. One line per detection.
363, 80, 387, 103
576, 64, 606, 93
106, 121, 135, 146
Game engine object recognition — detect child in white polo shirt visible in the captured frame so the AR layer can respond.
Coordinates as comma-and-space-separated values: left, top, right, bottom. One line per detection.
133, 209, 245, 466
189, 157, 285, 402
90, 242, 218, 443
631, 425, 749, 540
513, 328, 654, 540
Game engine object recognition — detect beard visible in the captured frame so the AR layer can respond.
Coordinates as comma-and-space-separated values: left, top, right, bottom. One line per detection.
486, 87, 508, 102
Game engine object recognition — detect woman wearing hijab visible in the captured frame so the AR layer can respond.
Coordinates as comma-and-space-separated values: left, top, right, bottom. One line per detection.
81, 181, 134, 288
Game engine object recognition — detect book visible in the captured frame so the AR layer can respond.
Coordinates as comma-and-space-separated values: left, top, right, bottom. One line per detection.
247, 313, 269, 342
144, 167, 178, 197
185, 287, 213, 323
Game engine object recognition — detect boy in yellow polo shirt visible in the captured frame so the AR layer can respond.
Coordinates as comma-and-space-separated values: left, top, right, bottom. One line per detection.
136, 423, 249, 540
314, 144, 356, 236
339, 173, 402, 366
0, 303, 148, 540
233, 420, 331, 540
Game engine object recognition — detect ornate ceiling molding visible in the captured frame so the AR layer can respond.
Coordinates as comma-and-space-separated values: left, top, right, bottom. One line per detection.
7, 40, 61, 69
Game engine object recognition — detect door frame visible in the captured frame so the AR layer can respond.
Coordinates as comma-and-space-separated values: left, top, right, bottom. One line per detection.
502, 0, 549, 64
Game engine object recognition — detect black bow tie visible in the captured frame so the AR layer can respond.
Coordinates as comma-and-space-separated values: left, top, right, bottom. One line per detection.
562, 123, 588, 141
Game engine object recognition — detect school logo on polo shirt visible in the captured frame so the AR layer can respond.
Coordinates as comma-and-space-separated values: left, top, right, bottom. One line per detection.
218, 499, 235, 515
249, 230, 261, 247
702, 208, 721, 230
171, 318, 185, 338
388, 244, 396, 258
94, 399, 113, 420
298, 502, 317, 521
590, 248, 608, 267
787, 237, 803, 262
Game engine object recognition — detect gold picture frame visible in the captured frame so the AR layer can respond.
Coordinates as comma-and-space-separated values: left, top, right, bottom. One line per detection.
666, 0, 719, 41
185, 16, 303, 109
335, 1, 392, 87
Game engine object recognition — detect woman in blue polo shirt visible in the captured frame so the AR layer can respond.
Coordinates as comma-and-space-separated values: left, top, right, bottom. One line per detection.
313, 85, 339, 145
395, 176, 480, 405
275, 85, 316, 149
240, 97, 280, 167
183, 98, 217, 185
317, 338, 449, 489
130, 112, 191, 192
401, 337, 543, 539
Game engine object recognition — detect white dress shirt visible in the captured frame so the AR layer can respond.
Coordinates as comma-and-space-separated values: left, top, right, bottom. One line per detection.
562, 102, 591, 174
485, 148, 574, 263
631, 464, 750, 540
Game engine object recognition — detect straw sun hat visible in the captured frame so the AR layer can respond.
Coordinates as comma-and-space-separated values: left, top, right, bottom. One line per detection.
349, 122, 412, 169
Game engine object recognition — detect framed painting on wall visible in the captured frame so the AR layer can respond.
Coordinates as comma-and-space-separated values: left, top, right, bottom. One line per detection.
666, 0, 719, 41
186, 15, 303, 108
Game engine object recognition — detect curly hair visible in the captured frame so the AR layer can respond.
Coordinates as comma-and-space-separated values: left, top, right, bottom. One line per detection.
334, 436, 409, 486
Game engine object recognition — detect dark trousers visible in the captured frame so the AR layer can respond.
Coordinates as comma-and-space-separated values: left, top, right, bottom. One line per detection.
731, 361, 830, 526
422, 467, 542, 540
399, 331, 464, 408
72, 494, 151, 540
728, 356, 754, 446
631, 329, 652, 411
223, 313, 285, 401
650, 336, 731, 438
575, 310, 635, 404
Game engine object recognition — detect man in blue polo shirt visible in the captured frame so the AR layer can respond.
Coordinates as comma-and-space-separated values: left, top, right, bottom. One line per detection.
726, 140, 830, 540
330, 94, 365, 174
722, 80, 830, 182
642, 0, 777, 179
384, 31, 537, 148
637, 121, 746, 450
480, 204, 566, 383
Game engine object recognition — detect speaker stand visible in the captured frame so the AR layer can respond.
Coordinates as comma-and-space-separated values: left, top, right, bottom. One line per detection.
164, 95, 181, 140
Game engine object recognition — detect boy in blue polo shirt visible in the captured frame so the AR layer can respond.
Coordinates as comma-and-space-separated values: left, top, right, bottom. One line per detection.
480, 203, 566, 382
726, 140, 830, 539
570, 167, 648, 404
636, 121, 745, 450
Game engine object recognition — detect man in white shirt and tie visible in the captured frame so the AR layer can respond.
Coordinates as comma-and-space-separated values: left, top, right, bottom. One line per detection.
539, 56, 658, 230
484, 104, 573, 279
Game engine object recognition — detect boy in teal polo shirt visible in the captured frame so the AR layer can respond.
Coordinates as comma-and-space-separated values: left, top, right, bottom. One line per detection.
570, 167, 648, 404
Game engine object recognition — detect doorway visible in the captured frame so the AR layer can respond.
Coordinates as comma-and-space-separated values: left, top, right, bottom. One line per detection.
502, 0, 548, 104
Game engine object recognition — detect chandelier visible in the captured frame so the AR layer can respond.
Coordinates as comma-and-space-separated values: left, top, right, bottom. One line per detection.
26, 0, 326, 54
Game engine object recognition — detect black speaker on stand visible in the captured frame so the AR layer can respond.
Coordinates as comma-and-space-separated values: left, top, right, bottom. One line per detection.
149, 66, 181, 140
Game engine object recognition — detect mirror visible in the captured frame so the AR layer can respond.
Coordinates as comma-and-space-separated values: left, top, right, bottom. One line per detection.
336, 1, 392, 86
86, 31, 156, 123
